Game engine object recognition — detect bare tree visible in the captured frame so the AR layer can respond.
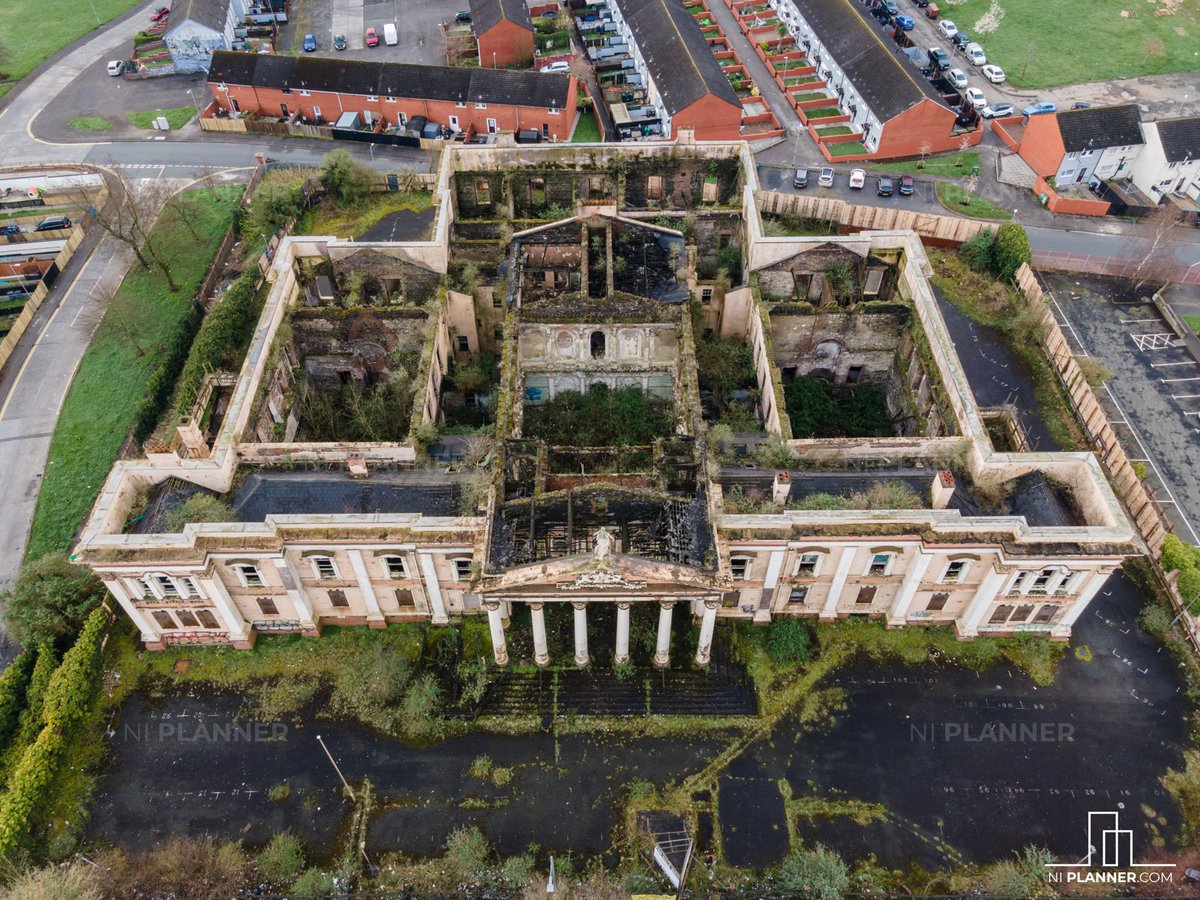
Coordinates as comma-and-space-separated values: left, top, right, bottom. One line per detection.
1129, 202, 1185, 293
916, 140, 933, 169
75, 176, 182, 292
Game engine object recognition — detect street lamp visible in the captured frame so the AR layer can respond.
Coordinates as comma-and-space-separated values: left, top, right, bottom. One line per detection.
1011, 207, 1019, 222
186, 89, 200, 116
1170, 590, 1200, 628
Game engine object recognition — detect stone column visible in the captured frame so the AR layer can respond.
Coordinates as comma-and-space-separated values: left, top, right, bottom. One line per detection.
1051, 569, 1109, 639
418, 552, 450, 624
572, 601, 589, 667
695, 600, 720, 666
347, 549, 386, 629
106, 579, 160, 649
821, 546, 858, 621
529, 602, 550, 667
653, 600, 676, 668
203, 574, 255, 649
485, 601, 509, 666
614, 602, 632, 664
271, 557, 317, 634
887, 550, 933, 627
958, 565, 1009, 638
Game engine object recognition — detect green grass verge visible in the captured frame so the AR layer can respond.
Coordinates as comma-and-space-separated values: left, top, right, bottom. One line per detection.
929, 249, 1086, 451
66, 116, 112, 131
936, 182, 1013, 220
24, 185, 243, 561
824, 141, 867, 157
919, 0, 1200, 88
571, 112, 602, 143
0, 0, 140, 99
296, 190, 433, 240
125, 106, 196, 130
878, 151, 981, 177
1184, 315, 1200, 335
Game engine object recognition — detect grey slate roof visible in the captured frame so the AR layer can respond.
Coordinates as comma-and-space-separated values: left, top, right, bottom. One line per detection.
1156, 116, 1200, 164
171, 0, 229, 32
1055, 104, 1144, 153
789, 0, 944, 122
470, 0, 533, 36
208, 50, 572, 108
611, 0, 739, 116
232, 472, 461, 521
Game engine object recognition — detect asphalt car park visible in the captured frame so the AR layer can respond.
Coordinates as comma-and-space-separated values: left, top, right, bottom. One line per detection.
1041, 271, 1200, 544
283, 0, 448, 65
756, 164, 944, 215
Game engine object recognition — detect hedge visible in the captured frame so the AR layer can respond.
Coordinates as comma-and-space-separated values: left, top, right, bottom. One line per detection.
0, 649, 35, 753
0, 607, 107, 858
133, 299, 205, 442
8, 644, 58, 762
174, 270, 264, 415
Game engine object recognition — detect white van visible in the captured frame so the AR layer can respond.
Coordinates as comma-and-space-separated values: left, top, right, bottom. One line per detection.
383, 23, 398, 45
965, 43, 986, 66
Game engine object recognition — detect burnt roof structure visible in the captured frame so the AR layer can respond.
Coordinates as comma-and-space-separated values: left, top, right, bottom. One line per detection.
1055, 104, 1144, 153
610, 0, 739, 115
207, 50, 573, 109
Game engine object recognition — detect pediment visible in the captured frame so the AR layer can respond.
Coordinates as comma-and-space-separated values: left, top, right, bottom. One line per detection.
479, 552, 721, 597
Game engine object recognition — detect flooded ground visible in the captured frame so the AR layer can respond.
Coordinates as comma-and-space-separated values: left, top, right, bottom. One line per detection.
88, 573, 1189, 872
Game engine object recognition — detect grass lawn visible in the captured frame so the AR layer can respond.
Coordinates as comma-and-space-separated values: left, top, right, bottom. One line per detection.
936, 182, 1013, 220
878, 150, 981, 177
0, 0, 140, 99
126, 106, 196, 130
1185, 315, 1200, 335
67, 116, 113, 131
24, 184, 243, 562
571, 111, 602, 143
824, 141, 867, 157
926, 0, 1200, 87
297, 190, 433, 240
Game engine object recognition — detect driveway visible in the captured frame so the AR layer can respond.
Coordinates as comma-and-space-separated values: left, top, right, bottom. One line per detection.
284, 0, 451, 65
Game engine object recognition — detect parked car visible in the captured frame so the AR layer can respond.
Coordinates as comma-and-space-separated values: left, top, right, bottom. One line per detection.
981, 64, 1005, 83
849, 168, 866, 189
948, 68, 968, 88
539, 61, 570, 73
793, 167, 809, 189
455, 10, 471, 22
818, 166, 835, 187
912, 0, 929, 7
927, 47, 951, 70
965, 86, 986, 109
383, 22, 398, 45
106, 59, 125, 76
895, 14, 915, 30
365, 26, 380, 46
302, 33, 317, 51
333, 33, 347, 50
882, 0, 898, 13
937, 19, 958, 38
149, 6, 169, 22
951, 31, 970, 50
877, 176, 895, 197
981, 102, 1014, 118
964, 42, 986, 66
925, 2, 939, 18
35, 216, 71, 232
1023, 100, 1057, 116
0, 224, 21, 236
1071, 101, 1092, 110
899, 174, 915, 196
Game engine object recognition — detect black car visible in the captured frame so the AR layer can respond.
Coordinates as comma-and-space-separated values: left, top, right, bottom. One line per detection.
951, 32, 971, 50
793, 167, 809, 188
333, 33, 347, 50
877, 176, 895, 197
899, 174, 914, 196
928, 47, 951, 70
455, 10, 471, 21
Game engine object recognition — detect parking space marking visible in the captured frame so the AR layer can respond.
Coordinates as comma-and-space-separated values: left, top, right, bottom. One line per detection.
1121, 318, 1162, 324
1162, 377, 1200, 383
1151, 361, 1194, 368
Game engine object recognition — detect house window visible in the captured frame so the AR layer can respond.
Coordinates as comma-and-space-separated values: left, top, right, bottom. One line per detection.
453, 558, 473, 581
367, 95, 378, 102
256, 597, 279, 616
926, 591, 949, 611
151, 610, 176, 630
942, 560, 969, 584
1012, 604, 1036, 622
794, 553, 821, 577
590, 331, 606, 358
1029, 568, 1056, 595
846, 365, 863, 384
395, 589, 415, 607
730, 556, 752, 581
1053, 572, 1078, 596
701, 287, 714, 303
299, 89, 310, 97
1033, 604, 1056, 623
328, 589, 349, 608
789, 585, 809, 603
182, 577, 201, 597
989, 605, 1013, 624
457, 335, 470, 352
476, 102, 487, 109
235, 564, 264, 588
310, 556, 339, 581
548, 107, 559, 115
646, 175, 664, 200
855, 586, 877, 605
383, 556, 408, 579
866, 553, 892, 577
176, 610, 199, 627
1007, 571, 1029, 595
386, 97, 398, 103
456, 101, 466, 108
197, 610, 220, 629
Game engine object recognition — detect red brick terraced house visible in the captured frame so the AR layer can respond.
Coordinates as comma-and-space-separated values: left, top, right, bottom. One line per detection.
206, 51, 577, 141
470, 0, 535, 68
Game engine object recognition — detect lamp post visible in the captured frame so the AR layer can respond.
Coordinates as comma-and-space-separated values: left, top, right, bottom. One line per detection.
1170, 590, 1200, 629
186, 89, 200, 117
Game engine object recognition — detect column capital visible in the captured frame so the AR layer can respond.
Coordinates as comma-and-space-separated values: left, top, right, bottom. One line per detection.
703, 598, 721, 611
658, 599, 677, 610
483, 599, 503, 612
527, 601, 544, 611
571, 600, 588, 611
616, 601, 632, 610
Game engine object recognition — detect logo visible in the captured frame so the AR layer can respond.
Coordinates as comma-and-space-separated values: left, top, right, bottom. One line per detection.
1045, 811, 1174, 885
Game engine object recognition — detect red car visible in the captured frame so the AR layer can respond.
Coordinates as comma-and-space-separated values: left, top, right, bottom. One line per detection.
149, 6, 170, 22
365, 26, 379, 47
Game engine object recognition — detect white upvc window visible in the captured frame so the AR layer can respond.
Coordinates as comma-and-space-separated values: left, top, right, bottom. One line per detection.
941, 560, 969, 584
235, 564, 264, 588
382, 555, 408, 579
793, 553, 821, 577
475, 102, 487, 109
310, 556, 339, 581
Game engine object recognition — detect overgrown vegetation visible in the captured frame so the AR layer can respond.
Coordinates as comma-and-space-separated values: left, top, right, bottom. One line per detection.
695, 326, 760, 428
161, 494, 235, 532
784, 376, 894, 438
294, 361, 419, 443
521, 384, 675, 446
24, 186, 242, 560
0, 553, 106, 645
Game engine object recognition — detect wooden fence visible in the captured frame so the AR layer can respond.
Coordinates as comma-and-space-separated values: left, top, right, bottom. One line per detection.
0, 226, 88, 373
757, 190, 991, 243
200, 116, 332, 140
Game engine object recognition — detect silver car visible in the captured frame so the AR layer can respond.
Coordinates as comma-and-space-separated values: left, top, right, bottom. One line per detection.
818, 167, 835, 188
